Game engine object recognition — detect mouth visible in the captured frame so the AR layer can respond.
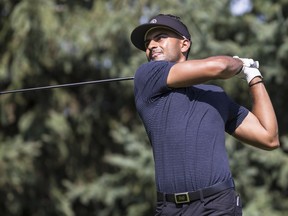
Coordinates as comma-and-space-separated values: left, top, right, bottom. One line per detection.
150, 49, 163, 60
152, 52, 162, 58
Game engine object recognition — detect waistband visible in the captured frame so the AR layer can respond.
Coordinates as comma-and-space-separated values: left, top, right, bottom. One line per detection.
157, 178, 235, 204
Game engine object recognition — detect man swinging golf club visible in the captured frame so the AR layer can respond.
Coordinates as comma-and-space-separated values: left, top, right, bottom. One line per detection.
131, 14, 279, 215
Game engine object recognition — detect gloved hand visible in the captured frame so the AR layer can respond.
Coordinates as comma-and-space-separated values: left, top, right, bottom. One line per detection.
233, 56, 262, 84
242, 67, 263, 84
233, 56, 259, 68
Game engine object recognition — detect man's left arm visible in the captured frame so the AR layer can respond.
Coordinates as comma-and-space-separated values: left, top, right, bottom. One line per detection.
233, 69, 280, 150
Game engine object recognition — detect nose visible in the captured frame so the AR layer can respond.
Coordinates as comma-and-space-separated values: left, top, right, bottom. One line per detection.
146, 39, 158, 50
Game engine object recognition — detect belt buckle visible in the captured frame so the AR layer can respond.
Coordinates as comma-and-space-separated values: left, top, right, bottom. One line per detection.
174, 192, 190, 204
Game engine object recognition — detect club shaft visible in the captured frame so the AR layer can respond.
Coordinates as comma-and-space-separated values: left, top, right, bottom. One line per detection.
0, 76, 134, 95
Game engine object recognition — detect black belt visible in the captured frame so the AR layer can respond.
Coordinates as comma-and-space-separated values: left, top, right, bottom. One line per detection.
157, 178, 235, 204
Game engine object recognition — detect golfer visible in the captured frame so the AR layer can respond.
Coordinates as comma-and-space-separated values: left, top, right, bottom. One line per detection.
130, 14, 279, 215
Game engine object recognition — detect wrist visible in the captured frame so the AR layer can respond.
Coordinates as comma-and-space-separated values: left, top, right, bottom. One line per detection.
249, 77, 264, 87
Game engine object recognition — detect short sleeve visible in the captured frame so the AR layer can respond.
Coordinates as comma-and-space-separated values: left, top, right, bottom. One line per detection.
225, 99, 249, 134
134, 61, 175, 103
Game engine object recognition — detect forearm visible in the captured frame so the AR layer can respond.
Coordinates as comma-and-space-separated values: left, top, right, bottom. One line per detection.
249, 77, 279, 147
205, 56, 243, 79
167, 56, 243, 88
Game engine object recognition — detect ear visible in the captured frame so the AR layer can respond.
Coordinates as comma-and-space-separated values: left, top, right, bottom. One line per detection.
181, 39, 191, 53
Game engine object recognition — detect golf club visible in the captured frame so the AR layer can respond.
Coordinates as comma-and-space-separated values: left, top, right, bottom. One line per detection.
0, 76, 134, 95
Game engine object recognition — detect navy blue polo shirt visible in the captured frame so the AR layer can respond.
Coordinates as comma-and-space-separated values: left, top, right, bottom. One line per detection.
134, 61, 249, 193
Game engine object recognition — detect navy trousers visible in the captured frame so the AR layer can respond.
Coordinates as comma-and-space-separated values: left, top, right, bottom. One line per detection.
154, 188, 242, 216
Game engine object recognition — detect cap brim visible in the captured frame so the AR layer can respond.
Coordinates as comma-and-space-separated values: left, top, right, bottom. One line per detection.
130, 23, 179, 51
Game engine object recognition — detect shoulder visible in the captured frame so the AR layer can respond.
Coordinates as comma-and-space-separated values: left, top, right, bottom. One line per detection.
135, 61, 176, 85
136, 61, 175, 75
134, 61, 176, 99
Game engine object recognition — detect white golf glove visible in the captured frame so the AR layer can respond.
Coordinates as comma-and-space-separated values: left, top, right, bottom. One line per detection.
242, 67, 263, 84
233, 56, 262, 84
233, 56, 259, 68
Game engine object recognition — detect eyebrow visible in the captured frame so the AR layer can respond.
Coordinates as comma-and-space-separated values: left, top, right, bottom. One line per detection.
144, 33, 167, 43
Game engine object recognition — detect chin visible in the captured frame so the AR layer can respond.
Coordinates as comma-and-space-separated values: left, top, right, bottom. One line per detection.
151, 56, 166, 61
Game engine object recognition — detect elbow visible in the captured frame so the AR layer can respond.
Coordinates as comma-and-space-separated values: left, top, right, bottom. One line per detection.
263, 135, 280, 151
248, 133, 280, 151
264, 144, 279, 151
266, 142, 280, 151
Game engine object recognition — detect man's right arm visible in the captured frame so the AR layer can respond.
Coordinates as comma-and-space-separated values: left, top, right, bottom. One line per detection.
167, 56, 243, 88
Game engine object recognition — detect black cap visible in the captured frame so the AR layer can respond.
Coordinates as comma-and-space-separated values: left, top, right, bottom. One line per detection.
131, 14, 191, 51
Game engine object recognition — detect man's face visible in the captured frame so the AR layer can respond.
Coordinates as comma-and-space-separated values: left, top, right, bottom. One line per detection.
144, 28, 186, 62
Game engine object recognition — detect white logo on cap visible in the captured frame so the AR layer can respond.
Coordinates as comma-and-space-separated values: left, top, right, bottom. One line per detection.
150, 19, 157, 23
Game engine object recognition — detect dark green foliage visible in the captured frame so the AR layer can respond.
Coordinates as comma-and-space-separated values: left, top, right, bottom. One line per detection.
0, 0, 287, 215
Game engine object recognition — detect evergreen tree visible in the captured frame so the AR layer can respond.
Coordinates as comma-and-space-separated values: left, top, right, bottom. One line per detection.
0, 0, 287, 215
